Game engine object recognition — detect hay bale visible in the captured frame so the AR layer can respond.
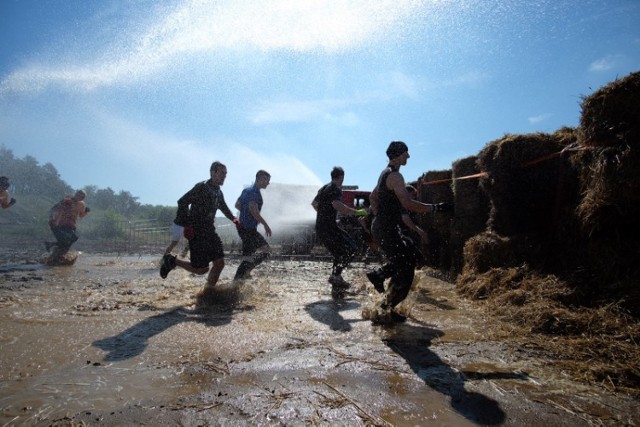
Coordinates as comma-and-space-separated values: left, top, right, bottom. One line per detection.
458, 231, 516, 276
576, 71, 640, 282
417, 170, 454, 272
477, 132, 571, 236
449, 156, 490, 277
580, 71, 640, 148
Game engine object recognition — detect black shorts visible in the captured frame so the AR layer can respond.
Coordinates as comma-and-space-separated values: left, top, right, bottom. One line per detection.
317, 225, 356, 259
238, 228, 268, 256
50, 225, 78, 250
189, 229, 224, 269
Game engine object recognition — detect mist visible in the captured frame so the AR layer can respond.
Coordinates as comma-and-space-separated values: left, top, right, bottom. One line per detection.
259, 183, 319, 237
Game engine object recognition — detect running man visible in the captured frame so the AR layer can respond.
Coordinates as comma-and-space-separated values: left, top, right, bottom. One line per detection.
312, 166, 367, 296
160, 161, 239, 300
45, 190, 91, 263
366, 184, 428, 293
233, 170, 272, 281
368, 141, 451, 323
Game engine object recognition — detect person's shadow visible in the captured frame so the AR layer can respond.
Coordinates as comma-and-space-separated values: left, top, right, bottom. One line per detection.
382, 323, 511, 425
304, 298, 366, 331
93, 304, 234, 361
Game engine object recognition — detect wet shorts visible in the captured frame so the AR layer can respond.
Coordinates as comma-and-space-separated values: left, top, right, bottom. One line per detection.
50, 225, 78, 250
238, 228, 268, 256
189, 229, 224, 268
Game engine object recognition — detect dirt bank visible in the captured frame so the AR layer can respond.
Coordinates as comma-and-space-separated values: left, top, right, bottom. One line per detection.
0, 250, 638, 426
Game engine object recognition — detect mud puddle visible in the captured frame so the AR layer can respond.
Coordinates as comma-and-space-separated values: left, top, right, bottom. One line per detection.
0, 253, 638, 426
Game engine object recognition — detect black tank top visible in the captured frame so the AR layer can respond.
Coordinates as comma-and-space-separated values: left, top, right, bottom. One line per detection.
376, 166, 403, 228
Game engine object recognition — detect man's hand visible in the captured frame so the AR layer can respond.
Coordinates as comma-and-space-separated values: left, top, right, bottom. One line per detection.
232, 217, 242, 231
9, 198, 16, 207
183, 225, 195, 240
84, 206, 91, 213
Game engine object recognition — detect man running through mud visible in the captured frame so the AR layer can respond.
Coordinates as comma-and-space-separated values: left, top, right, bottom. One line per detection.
312, 166, 367, 297
366, 184, 428, 294
45, 190, 91, 264
233, 170, 272, 281
367, 141, 451, 323
160, 161, 240, 301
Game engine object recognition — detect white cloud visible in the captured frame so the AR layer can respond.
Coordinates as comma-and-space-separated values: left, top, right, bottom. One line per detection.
1, 0, 424, 94
528, 113, 551, 124
249, 98, 356, 125
589, 55, 619, 72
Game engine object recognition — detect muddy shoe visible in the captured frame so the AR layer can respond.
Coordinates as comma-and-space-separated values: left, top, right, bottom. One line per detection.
366, 270, 385, 293
160, 254, 176, 279
328, 274, 350, 289
370, 307, 394, 325
390, 311, 407, 323
331, 286, 347, 299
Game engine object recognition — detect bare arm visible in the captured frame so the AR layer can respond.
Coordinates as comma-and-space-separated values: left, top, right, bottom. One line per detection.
249, 201, 271, 237
77, 201, 89, 218
402, 213, 427, 242
387, 172, 434, 214
331, 200, 359, 217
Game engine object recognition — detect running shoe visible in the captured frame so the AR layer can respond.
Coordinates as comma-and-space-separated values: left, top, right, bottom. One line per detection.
160, 254, 176, 279
328, 274, 350, 289
390, 311, 407, 323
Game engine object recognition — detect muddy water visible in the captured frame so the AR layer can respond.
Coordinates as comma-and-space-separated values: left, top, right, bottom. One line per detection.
0, 254, 638, 426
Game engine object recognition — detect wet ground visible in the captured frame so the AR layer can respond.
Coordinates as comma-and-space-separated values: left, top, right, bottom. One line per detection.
0, 251, 638, 426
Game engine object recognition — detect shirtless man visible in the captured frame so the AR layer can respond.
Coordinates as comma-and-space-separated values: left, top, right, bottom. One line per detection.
0, 176, 16, 209
46, 190, 91, 263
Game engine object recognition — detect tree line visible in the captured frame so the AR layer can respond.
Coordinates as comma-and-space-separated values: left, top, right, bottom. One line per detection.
0, 145, 175, 224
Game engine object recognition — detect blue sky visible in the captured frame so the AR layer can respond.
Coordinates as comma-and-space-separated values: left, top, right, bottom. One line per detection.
1, 0, 639, 207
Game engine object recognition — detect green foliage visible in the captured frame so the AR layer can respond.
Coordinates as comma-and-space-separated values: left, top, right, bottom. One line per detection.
1, 146, 180, 251
1, 146, 73, 199
85, 209, 126, 239
1, 145, 175, 219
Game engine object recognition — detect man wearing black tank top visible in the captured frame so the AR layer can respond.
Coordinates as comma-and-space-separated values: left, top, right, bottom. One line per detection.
368, 141, 451, 323
312, 166, 367, 297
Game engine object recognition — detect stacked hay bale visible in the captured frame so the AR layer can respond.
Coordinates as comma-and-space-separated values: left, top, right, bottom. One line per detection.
477, 132, 567, 236
417, 170, 453, 274
577, 71, 640, 290
453, 71, 640, 392
449, 156, 490, 277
